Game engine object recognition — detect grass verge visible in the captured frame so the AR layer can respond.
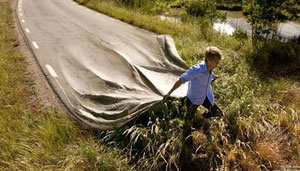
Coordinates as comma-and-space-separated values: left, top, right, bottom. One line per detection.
0, 0, 132, 170
74, 0, 300, 170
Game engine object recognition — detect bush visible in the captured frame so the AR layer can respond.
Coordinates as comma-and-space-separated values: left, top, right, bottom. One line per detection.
116, 0, 168, 14
186, 0, 208, 17
216, 3, 242, 11
248, 40, 300, 74
101, 98, 186, 170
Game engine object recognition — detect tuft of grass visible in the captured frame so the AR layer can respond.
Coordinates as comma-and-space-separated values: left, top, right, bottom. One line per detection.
99, 99, 185, 170
241, 158, 260, 171
254, 141, 283, 169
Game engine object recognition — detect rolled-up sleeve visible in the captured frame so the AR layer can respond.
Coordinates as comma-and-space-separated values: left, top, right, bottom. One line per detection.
179, 66, 199, 83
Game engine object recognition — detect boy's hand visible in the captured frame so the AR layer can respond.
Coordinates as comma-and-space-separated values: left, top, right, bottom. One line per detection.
163, 94, 170, 100
212, 75, 219, 83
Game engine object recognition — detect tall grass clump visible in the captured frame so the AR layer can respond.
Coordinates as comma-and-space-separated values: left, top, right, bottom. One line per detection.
0, 0, 132, 170
247, 40, 300, 74
99, 98, 185, 170
75, 0, 300, 170
116, 0, 167, 14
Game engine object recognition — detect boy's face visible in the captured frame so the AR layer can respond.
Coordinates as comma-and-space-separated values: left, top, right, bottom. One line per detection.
207, 58, 220, 69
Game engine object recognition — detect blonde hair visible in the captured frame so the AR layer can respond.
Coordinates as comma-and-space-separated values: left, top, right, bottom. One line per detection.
205, 46, 222, 62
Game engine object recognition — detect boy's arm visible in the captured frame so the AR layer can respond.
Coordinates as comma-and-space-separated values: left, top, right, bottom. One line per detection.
163, 79, 183, 100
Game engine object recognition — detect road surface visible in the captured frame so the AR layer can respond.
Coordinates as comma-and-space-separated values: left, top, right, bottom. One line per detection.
16, 0, 188, 129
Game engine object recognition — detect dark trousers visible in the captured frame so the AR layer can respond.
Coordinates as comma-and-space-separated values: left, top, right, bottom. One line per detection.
180, 97, 223, 163
183, 97, 223, 138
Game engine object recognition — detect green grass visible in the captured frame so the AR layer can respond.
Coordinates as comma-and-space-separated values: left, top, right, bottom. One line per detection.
74, 0, 300, 170
216, 3, 242, 11
0, 1, 132, 170
75, 0, 246, 64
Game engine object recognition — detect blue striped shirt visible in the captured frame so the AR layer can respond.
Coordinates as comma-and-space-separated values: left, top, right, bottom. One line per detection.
179, 61, 215, 105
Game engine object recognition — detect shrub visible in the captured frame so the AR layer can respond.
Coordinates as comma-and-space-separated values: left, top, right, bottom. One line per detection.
248, 40, 300, 74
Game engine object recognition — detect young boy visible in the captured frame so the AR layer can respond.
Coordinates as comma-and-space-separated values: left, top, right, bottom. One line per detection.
163, 46, 223, 161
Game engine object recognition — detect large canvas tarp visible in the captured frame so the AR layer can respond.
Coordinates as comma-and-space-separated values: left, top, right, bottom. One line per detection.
68, 35, 189, 130
17, 0, 189, 130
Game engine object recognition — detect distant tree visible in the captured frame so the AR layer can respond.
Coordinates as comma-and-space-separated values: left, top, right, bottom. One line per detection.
186, 0, 216, 17
185, 0, 226, 40
216, 0, 242, 5
285, 0, 300, 20
243, 0, 295, 50
186, 0, 225, 22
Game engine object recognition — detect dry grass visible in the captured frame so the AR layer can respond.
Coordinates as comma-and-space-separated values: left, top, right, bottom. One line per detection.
254, 141, 283, 169
295, 124, 300, 137
241, 158, 259, 171
279, 87, 300, 109
227, 147, 237, 163
290, 124, 300, 165
192, 131, 208, 153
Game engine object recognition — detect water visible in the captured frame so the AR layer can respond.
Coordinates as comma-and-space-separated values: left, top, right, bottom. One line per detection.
159, 15, 182, 23
158, 11, 300, 41
213, 11, 300, 40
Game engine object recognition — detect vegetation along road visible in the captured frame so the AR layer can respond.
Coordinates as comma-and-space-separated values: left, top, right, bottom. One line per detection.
1, 0, 299, 170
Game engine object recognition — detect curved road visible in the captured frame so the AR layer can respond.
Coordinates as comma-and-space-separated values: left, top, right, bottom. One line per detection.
16, 0, 188, 129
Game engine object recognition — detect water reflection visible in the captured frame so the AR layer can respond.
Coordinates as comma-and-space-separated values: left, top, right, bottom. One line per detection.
159, 15, 182, 23
213, 11, 300, 40
158, 11, 300, 40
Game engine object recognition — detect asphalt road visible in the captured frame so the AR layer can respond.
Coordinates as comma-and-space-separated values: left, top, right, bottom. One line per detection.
17, 0, 188, 129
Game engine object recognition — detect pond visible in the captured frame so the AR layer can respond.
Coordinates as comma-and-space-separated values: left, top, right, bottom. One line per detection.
213, 11, 300, 40
158, 11, 300, 41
